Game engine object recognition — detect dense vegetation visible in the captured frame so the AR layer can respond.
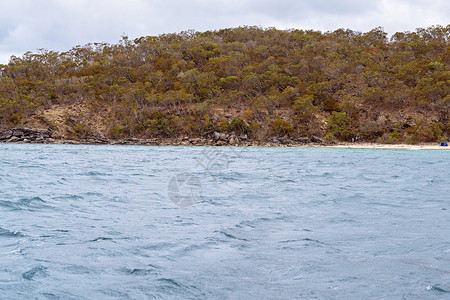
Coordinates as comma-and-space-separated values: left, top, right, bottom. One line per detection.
0, 25, 449, 144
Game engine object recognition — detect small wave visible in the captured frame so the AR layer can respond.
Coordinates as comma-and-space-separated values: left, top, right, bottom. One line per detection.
53, 194, 84, 201
280, 178, 296, 183
302, 238, 326, 245
121, 265, 160, 276
0, 200, 17, 210
156, 277, 202, 295
158, 278, 183, 287
0, 197, 49, 211
90, 237, 113, 242
83, 192, 104, 197
235, 217, 270, 228
128, 268, 156, 276
142, 242, 177, 251
41, 293, 58, 299
279, 239, 299, 244
80, 171, 112, 176
0, 227, 24, 238
218, 230, 249, 241
426, 285, 450, 293
18, 196, 46, 206
153, 277, 204, 298
181, 241, 216, 254
22, 266, 48, 280
278, 238, 326, 246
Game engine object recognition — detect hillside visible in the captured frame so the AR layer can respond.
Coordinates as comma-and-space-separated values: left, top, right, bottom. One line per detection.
0, 26, 449, 145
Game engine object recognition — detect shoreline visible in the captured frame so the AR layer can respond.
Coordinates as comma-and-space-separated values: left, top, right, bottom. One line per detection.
0, 127, 448, 150
1, 138, 448, 150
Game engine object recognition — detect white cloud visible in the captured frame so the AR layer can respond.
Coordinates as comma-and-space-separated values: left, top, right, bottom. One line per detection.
0, 0, 448, 64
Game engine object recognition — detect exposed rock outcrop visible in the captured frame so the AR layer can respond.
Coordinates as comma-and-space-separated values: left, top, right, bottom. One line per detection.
0, 128, 53, 143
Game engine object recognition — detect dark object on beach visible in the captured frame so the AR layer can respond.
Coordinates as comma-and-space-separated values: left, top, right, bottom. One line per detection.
440, 142, 448, 147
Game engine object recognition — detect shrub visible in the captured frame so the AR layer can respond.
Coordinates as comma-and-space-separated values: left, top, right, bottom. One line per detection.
272, 118, 293, 136
406, 119, 443, 143
229, 117, 251, 135
9, 113, 21, 124
326, 111, 352, 140
74, 123, 92, 138
111, 124, 124, 138
377, 130, 403, 144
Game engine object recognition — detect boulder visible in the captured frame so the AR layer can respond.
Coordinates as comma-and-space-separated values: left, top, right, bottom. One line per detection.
212, 132, 228, 141
311, 135, 325, 143
0, 130, 12, 140
295, 137, 310, 144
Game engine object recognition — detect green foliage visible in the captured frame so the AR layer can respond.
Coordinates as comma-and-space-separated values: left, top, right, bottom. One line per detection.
74, 123, 92, 138
48, 92, 58, 100
218, 76, 239, 90
326, 111, 353, 140
377, 130, 403, 144
406, 119, 444, 143
362, 87, 383, 104
9, 113, 22, 124
293, 95, 319, 121
145, 111, 170, 135
111, 124, 124, 138
272, 118, 293, 136
228, 117, 251, 135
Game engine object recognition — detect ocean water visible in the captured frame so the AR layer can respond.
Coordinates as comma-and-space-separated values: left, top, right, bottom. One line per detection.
0, 144, 449, 299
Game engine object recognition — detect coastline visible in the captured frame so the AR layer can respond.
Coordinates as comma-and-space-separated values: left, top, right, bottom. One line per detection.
1, 138, 448, 150
0, 127, 448, 150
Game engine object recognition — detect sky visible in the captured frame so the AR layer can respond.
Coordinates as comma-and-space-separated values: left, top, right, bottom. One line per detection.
0, 0, 448, 64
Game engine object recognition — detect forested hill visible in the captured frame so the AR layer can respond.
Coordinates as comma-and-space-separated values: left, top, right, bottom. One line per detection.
0, 26, 449, 145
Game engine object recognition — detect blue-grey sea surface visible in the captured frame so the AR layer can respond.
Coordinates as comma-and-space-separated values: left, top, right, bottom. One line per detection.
0, 144, 449, 299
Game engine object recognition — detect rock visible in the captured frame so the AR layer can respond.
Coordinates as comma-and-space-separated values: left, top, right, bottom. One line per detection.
212, 132, 228, 141
63, 140, 79, 144
212, 132, 219, 141
295, 137, 310, 144
215, 140, 226, 146
229, 137, 238, 145
278, 138, 290, 145
11, 128, 24, 137
0, 130, 12, 140
190, 138, 202, 145
311, 135, 325, 143
270, 138, 280, 144
97, 133, 106, 140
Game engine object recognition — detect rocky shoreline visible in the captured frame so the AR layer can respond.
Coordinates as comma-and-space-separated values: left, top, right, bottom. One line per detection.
0, 128, 54, 143
0, 127, 327, 147
1, 127, 448, 150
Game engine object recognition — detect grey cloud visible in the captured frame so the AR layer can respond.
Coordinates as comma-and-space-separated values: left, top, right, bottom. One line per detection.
0, 0, 448, 64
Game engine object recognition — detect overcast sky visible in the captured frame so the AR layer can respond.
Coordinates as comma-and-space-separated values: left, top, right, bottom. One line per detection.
0, 0, 448, 64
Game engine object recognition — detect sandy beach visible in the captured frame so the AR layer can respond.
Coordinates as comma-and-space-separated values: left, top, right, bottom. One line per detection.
326, 143, 450, 150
